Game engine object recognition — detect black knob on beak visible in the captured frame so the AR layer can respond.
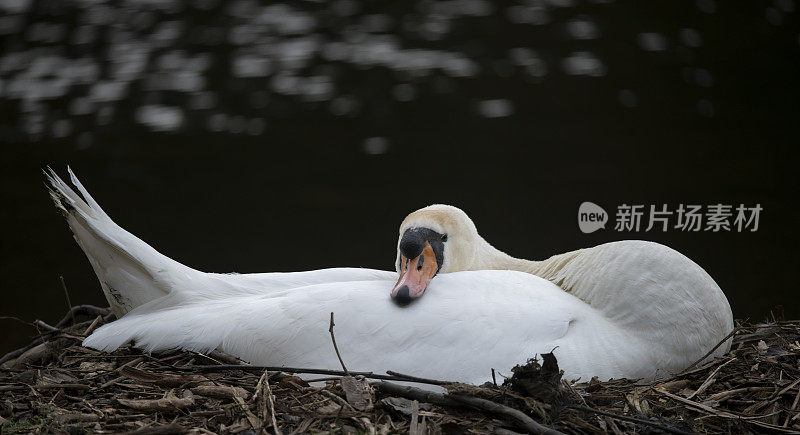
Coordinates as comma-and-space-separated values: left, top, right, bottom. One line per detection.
393, 285, 412, 306
399, 238, 423, 260
399, 227, 445, 273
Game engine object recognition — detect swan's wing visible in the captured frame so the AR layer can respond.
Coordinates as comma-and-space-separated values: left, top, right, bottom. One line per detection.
199, 268, 398, 299
534, 240, 733, 366
87, 270, 686, 384
82, 280, 399, 359
83, 272, 580, 384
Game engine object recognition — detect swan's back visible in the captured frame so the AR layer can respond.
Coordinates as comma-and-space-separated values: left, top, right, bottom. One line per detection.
534, 240, 733, 366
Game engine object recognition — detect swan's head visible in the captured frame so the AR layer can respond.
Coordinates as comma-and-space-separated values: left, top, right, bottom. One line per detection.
391, 204, 482, 305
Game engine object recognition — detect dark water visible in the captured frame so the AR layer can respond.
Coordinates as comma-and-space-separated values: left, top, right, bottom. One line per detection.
1, 0, 799, 354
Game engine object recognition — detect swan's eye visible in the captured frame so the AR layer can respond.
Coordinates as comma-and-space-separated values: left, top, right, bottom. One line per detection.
442, 234, 448, 242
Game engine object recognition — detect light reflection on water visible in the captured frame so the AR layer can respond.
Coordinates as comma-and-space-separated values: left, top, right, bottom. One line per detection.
0, 0, 749, 140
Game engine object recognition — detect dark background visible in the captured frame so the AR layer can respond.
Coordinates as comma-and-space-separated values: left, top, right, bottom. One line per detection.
1, 0, 799, 354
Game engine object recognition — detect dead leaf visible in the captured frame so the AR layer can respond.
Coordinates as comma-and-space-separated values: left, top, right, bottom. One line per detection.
78, 361, 116, 372
277, 376, 309, 389
117, 390, 195, 412
316, 402, 343, 415
119, 365, 210, 387
191, 385, 250, 401
379, 397, 433, 416
340, 375, 373, 411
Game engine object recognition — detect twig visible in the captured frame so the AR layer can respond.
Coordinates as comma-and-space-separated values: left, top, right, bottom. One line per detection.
749, 376, 800, 413
569, 405, 693, 435
265, 376, 281, 435
329, 312, 348, 374
372, 381, 564, 435
705, 386, 772, 402
410, 400, 420, 435
385, 371, 450, 386
119, 392, 196, 413
784, 387, 800, 427
60, 275, 75, 326
492, 368, 497, 387
83, 315, 103, 336
0, 335, 50, 365
192, 349, 246, 365
0, 346, 29, 365
232, 389, 262, 429
0, 383, 90, 391
36, 383, 91, 390
0, 316, 96, 365
118, 423, 188, 435
563, 380, 587, 407
34, 320, 59, 333
651, 387, 800, 433
686, 357, 737, 399
302, 376, 348, 383
320, 389, 355, 411
99, 376, 125, 389
178, 365, 447, 385
653, 388, 739, 418
256, 370, 282, 435
54, 304, 111, 328
101, 357, 145, 389
682, 327, 740, 373
0, 316, 37, 327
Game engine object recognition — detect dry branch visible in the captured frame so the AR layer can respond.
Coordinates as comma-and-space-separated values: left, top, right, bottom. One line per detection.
117, 391, 196, 413
372, 381, 564, 435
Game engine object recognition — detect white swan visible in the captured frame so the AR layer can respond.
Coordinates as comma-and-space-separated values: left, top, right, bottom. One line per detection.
390, 205, 734, 373
45, 169, 733, 385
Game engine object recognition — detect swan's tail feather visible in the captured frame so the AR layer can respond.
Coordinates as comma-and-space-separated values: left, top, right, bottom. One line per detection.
82, 296, 243, 356
45, 167, 202, 317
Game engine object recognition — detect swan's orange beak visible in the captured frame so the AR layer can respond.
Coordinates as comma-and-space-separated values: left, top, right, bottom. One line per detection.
391, 242, 438, 305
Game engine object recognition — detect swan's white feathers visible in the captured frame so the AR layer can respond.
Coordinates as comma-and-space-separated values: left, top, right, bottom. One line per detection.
45, 170, 398, 316
81, 269, 707, 384
85, 272, 584, 384
46, 168, 196, 316
532, 241, 733, 363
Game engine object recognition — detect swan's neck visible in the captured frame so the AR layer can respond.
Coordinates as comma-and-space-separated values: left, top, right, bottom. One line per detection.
475, 241, 574, 279
470, 238, 552, 275
483, 252, 543, 274
473, 239, 587, 293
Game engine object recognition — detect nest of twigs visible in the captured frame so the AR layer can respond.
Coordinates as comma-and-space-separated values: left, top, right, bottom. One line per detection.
1, 305, 799, 434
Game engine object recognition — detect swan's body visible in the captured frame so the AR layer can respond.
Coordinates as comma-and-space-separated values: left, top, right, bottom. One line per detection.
81, 270, 700, 384
46, 169, 734, 385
